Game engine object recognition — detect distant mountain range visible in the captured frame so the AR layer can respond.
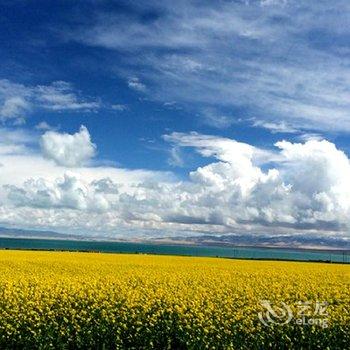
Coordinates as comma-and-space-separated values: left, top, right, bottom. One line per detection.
0, 226, 349, 250
0, 227, 82, 240
153, 234, 350, 250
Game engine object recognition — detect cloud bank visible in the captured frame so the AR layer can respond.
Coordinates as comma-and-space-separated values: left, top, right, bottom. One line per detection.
1, 126, 350, 239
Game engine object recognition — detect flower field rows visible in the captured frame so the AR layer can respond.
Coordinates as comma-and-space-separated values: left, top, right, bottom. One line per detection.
0, 250, 349, 349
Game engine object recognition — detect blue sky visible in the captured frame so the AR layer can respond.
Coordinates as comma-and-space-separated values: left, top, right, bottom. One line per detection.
1, 0, 297, 171
0, 0, 350, 244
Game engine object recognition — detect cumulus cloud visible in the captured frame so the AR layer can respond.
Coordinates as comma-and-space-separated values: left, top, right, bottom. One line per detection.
5, 172, 114, 212
40, 126, 96, 167
163, 132, 276, 165
123, 136, 350, 233
3, 130, 350, 239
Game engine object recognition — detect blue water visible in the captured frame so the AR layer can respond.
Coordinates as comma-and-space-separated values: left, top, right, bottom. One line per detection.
0, 237, 349, 263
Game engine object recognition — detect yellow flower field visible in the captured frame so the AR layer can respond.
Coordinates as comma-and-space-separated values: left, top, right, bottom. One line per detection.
0, 250, 349, 349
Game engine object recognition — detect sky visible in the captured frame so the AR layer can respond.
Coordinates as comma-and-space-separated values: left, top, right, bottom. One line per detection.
0, 0, 350, 243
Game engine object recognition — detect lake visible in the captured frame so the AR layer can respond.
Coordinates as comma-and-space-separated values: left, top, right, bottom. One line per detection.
0, 237, 349, 263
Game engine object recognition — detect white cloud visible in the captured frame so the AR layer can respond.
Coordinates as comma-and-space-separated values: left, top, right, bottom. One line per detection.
71, 0, 350, 132
297, 133, 324, 142
0, 79, 100, 124
167, 147, 184, 167
252, 120, 299, 134
0, 127, 173, 236
35, 121, 56, 131
260, 0, 288, 6
111, 104, 128, 111
40, 126, 96, 167
0, 96, 29, 121
201, 108, 234, 129
127, 77, 146, 92
2, 129, 350, 238
6, 172, 113, 212
35, 81, 100, 111
0, 127, 35, 146
163, 131, 276, 165
0, 141, 170, 189
0, 80, 32, 123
